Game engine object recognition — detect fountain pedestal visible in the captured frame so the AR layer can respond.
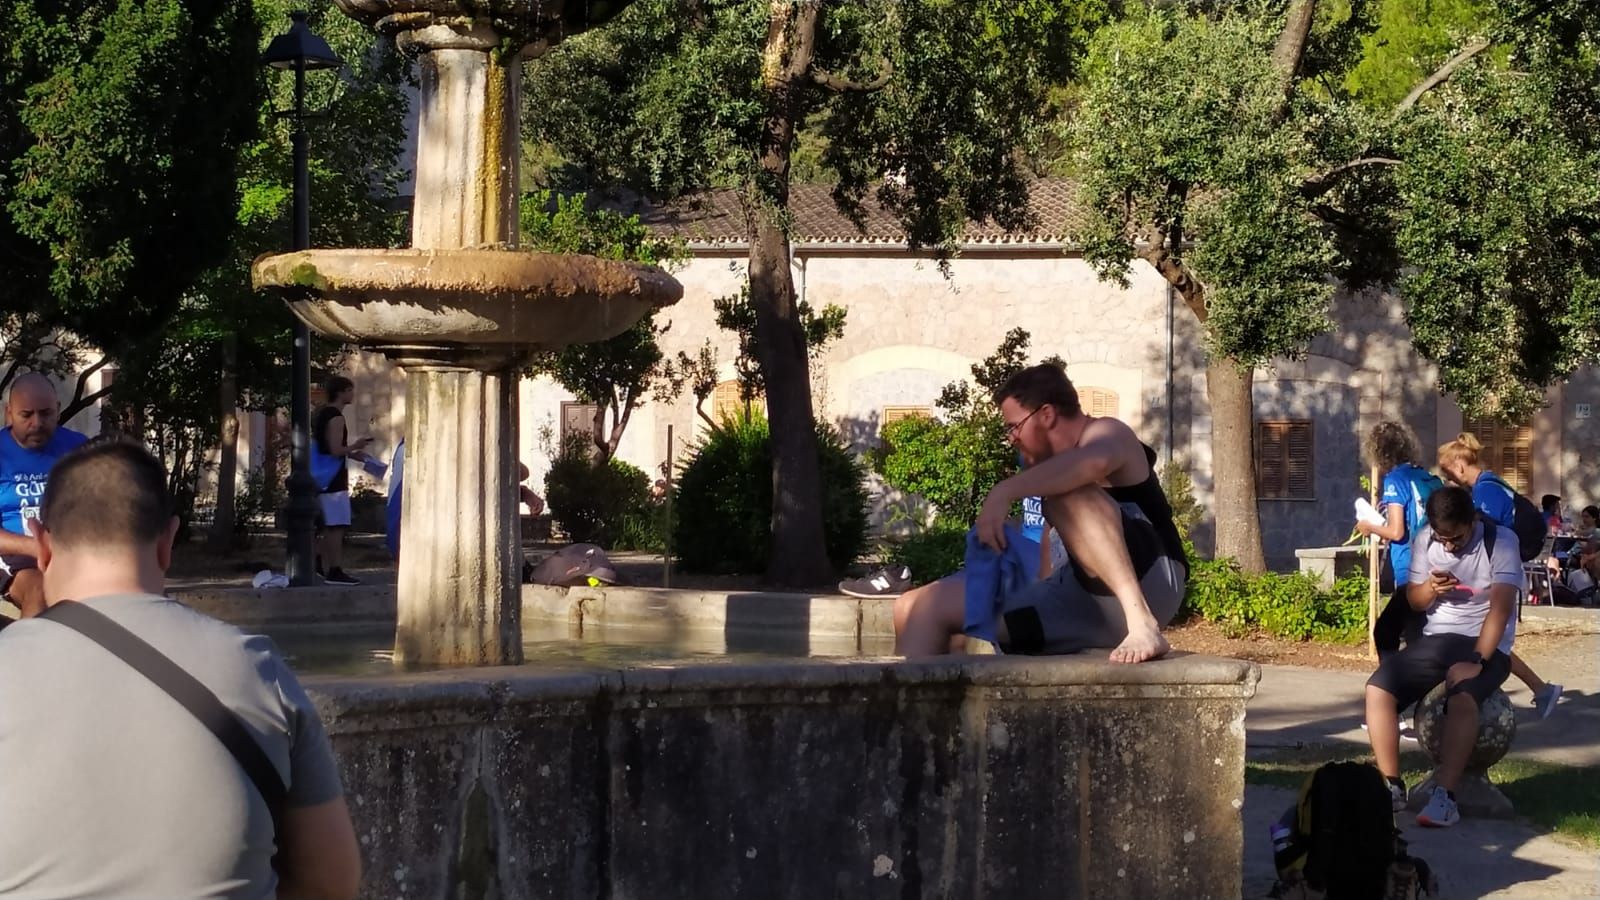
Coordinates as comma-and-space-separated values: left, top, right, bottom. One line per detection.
391, 349, 524, 666
253, 2, 680, 667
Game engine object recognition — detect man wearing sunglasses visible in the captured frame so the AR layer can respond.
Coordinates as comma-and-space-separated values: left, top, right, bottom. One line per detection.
1364, 485, 1522, 828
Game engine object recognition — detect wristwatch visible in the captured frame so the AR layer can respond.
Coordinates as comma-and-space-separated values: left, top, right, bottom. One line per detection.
1468, 652, 1485, 666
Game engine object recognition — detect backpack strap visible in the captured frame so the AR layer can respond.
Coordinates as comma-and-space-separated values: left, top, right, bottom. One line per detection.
38, 601, 287, 839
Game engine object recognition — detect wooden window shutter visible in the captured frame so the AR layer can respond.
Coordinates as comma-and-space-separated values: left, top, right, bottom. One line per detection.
1287, 424, 1313, 498
882, 406, 931, 427
1458, 415, 1533, 494
1257, 423, 1286, 498
1256, 421, 1313, 500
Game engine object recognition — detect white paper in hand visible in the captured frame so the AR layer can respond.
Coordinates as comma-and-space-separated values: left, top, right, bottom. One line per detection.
1354, 497, 1385, 528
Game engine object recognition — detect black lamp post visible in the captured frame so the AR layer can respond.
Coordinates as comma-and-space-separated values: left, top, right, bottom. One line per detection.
262, 11, 342, 587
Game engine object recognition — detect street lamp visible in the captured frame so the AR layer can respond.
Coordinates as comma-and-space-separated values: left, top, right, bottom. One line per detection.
262, 11, 342, 587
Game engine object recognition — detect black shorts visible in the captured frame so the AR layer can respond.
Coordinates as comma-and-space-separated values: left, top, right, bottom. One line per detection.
1367, 632, 1511, 710
0, 554, 37, 595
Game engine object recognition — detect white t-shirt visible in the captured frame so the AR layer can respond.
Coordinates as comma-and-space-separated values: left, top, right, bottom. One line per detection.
1409, 521, 1524, 655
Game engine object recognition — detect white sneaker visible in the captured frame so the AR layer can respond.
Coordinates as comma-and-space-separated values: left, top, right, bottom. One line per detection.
1532, 683, 1563, 720
1416, 786, 1460, 828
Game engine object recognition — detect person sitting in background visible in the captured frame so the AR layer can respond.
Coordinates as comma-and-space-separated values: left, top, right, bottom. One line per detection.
0, 373, 88, 623
1578, 505, 1600, 541
1541, 494, 1565, 535
1365, 486, 1521, 828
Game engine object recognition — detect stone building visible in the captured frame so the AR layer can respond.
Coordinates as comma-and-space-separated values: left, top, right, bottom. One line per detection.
309, 180, 1600, 568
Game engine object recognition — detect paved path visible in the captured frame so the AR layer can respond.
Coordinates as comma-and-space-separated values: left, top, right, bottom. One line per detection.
1243, 785, 1600, 899
1243, 634, 1600, 898
1247, 632, 1600, 768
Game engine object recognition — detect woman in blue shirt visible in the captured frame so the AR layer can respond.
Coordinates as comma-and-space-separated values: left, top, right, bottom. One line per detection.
1438, 433, 1563, 719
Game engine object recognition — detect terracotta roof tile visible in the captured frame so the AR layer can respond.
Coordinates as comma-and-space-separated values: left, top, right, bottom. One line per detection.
629, 178, 1091, 248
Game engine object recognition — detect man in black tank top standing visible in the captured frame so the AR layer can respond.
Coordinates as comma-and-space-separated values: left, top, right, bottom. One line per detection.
313, 376, 371, 586
897, 364, 1188, 663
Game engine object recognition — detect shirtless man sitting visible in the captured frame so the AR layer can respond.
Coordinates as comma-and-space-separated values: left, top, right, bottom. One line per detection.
895, 364, 1188, 664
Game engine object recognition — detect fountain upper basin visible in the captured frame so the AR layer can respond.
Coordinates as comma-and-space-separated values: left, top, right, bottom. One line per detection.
252, 248, 681, 350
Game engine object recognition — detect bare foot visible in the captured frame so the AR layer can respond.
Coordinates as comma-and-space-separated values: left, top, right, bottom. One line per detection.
1109, 627, 1170, 664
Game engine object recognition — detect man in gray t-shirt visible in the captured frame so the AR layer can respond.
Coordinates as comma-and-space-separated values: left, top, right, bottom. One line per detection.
1364, 485, 1522, 830
0, 440, 360, 899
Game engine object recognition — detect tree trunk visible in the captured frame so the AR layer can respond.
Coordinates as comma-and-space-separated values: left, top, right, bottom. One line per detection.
746, 0, 831, 586
1206, 355, 1266, 572
207, 331, 240, 551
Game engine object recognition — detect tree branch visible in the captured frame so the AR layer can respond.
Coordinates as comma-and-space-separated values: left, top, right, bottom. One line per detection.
1395, 38, 1492, 115
1270, 0, 1319, 109
1139, 244, 1207, 324
1301, 157, 1403, 199
809, 57, 892, 93
60, 384, 113, 424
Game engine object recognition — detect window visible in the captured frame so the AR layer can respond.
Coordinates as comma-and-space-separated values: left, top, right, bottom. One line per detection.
560, 401, 598, 447
1256, 421, 1314, 500
1076, 387, 1119, 418
1460, 415, 1533, 494
710, 380, 764, 423
882, 406, 931, 427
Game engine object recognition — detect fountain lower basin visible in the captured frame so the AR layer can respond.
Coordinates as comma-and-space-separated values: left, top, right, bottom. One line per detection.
252, 247, 683, 349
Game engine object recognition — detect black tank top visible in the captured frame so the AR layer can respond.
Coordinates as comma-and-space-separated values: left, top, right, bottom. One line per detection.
1107, 442, 1188, 569
312, 405, 348, 493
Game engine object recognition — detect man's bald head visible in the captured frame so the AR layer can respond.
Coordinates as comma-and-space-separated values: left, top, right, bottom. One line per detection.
6, 373, 59, 449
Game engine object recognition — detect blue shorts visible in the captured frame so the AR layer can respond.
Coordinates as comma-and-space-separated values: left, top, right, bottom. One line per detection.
994, 504, 1186, 654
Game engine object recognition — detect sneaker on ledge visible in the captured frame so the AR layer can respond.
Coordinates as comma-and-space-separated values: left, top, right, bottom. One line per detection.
1416, 786, 1460, 828
1532, 683, 1563, 720
839, 565, 912, 599
323, 568, 361, 586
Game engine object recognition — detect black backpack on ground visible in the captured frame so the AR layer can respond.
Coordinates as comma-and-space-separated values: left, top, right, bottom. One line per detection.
1271, 761, 1435, 899
1479, 473, 1546, 561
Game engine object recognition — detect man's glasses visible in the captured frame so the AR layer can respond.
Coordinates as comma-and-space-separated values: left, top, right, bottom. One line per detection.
1433, 526, 1471, 551
1004, 405, 1045, 440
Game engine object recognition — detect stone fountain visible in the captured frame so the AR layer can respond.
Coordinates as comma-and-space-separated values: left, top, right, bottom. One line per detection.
253, 0, 680, 667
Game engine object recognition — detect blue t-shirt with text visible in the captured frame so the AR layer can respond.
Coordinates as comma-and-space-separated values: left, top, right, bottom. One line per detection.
0, 426, 89, 536
1379, 462, 1435, 586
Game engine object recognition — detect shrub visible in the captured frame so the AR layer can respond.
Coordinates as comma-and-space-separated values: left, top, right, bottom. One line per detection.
544, 434, 650, 546
673, 412, 870, 574
1182, 558, 1369, 643
888, 519, 968, 585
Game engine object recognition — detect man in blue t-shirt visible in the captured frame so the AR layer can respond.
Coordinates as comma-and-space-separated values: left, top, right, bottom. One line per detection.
0, 373, 89, 620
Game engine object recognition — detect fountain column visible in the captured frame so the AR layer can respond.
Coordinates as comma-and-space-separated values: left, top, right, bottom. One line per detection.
256, 2, 679, 669
392, 23, 525, 666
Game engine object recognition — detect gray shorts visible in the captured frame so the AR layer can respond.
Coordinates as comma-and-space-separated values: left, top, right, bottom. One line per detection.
995, 504, 1186, 654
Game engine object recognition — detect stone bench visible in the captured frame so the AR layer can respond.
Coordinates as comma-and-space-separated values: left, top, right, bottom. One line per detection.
308, 654, 1260, 899
1294, 545, 1369, 589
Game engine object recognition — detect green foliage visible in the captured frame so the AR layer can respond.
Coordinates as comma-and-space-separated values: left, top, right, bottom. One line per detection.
544, 434, 652, 546
672, 412, 869, 575
0, 0, 258, 357
711, 283, 846, 403
1343, 0, 1494, 108
521, 191, 688, 459
1394, 60, 1600, 421
525, 0, 1113, 252
1182, 561, 1368, 643
1070, 6, 1339, 368
874, 328, 1056, 524
887, 519, 968, 586
1158, 460, 1205, 544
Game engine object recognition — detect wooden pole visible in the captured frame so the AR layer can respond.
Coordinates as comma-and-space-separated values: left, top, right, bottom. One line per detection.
1368, 463, 1381, 660
663, 424, 674, 589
